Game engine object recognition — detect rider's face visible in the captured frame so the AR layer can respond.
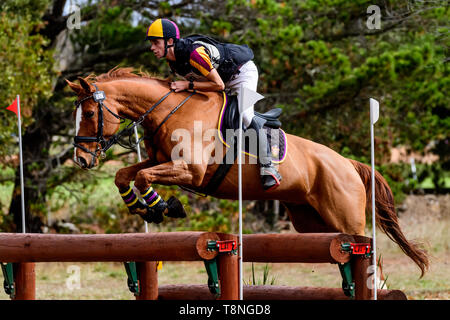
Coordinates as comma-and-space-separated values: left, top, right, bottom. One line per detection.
150, 38, 166, 59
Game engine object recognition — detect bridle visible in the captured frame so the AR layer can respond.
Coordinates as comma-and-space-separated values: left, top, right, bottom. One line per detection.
73, 84, 123, 163
73, 83, 195, 167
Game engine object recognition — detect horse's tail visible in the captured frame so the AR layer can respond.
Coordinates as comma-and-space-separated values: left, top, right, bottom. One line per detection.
349, 159, 429, 277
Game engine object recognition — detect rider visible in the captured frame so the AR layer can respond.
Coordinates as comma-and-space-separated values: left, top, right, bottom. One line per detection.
146, 18, 282, 190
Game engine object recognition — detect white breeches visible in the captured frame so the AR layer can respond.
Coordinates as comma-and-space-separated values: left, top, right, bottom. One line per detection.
224, 60, 259, 129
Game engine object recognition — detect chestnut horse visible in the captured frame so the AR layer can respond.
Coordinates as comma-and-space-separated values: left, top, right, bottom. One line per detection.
67, 68, 428, 276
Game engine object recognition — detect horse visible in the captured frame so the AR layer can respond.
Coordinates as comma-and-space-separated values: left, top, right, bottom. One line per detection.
66, 67, 429, 277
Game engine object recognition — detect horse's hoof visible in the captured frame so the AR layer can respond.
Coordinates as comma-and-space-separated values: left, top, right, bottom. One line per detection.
139, 200, 168, 224
140, 207, 165, 224
166, 196, 187, 219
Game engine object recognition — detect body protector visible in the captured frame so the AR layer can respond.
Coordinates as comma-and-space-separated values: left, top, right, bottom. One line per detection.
169, 34, 254, 83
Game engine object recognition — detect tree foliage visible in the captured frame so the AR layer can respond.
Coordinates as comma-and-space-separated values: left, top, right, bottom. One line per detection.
0, 0, 448, 232
0, 0, 55, 158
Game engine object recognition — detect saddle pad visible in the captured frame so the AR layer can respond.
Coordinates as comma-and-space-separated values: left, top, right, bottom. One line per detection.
217, 92, 288, 163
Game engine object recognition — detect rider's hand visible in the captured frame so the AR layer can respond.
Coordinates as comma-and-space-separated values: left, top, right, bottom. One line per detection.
170, 81, 188, 92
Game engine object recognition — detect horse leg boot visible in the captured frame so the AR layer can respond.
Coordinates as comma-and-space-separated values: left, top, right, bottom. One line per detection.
249, 117, 282, 190
137, 186, 187, 223
119, 185, 165, 223
120, 185, 186, 224
120, 185, 148, 216
139, 186, 167, 224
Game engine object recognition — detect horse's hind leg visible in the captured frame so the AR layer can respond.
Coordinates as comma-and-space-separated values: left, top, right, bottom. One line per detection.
282, 202, 338, 233
308, 184, 367, 236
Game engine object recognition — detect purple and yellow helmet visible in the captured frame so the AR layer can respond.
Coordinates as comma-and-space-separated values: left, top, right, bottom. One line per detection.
146, 18, 180, 41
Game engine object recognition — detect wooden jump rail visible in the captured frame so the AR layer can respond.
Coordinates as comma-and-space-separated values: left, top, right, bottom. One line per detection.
0, 232, 406, 300
0, 232, 220, 262
157, 285, 407, 300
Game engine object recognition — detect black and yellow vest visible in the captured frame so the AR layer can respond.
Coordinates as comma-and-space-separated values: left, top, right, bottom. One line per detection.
169, 34, 254, 83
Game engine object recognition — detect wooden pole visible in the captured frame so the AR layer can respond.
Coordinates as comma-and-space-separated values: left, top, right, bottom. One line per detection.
0, 232, 212, 262
157, 284, 407, 300
352, 235, 373, 300
13, 262, 35, 300
1, 232, 362, 264
243, 233, 354, 263
135, 261, 158, 300
217, 233, 239, 300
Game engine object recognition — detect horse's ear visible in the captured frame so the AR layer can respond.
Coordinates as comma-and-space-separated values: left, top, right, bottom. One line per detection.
77, 76, 95, 93
66, 79, 82, 94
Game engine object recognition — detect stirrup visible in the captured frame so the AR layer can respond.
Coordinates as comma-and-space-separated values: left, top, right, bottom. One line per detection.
260, 164, 282, 191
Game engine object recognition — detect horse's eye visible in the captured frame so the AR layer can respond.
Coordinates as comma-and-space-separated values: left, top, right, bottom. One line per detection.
84, 111, 95, 119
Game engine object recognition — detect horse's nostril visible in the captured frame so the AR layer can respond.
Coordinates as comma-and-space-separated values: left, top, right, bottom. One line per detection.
78, 157, 88, 168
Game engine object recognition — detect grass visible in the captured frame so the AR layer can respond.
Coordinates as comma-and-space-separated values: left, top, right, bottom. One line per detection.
417, 176, 450, 189
244, 263, 277, 286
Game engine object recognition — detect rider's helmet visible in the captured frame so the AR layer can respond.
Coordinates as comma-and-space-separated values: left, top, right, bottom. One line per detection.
146, 19, 180, 58
146, 18, 180, 41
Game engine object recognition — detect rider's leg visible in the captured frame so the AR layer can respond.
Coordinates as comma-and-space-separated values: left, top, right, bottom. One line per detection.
225, 61, 281, 189
249, 116, 282, 190
224, 60, 258, 130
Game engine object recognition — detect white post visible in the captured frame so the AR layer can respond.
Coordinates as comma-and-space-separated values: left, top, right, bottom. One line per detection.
237, 103, 244, 301
370, 98, 379, 300
238, 85, 264, 300
16, 95, 26, 234
134, 125, 148, 233
410, 157, 418, 181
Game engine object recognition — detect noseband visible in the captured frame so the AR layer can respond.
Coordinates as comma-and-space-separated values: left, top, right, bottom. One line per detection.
73, 83, 195, 167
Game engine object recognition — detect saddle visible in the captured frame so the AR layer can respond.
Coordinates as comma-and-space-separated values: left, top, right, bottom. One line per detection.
197, 92, 288, 196
219, 94, 287, 163
222, 95, 282, 130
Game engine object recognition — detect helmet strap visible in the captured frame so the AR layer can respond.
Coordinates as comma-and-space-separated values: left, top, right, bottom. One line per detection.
163, 39, 168, 57
163, 39, 175, 58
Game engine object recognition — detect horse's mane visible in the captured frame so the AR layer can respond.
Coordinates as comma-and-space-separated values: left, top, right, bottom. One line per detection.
84, 66, 217, 100
86, 66, 168, 84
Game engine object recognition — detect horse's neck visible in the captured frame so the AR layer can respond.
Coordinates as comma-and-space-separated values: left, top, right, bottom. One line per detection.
108, 79, 224, 135
110, 79, 169, 122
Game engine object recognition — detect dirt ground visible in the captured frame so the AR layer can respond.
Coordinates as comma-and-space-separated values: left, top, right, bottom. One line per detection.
0, 194, 448, 300
374, 194, 449, 299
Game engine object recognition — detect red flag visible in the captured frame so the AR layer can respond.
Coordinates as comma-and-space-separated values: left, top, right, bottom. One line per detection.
6, 96, 19, 117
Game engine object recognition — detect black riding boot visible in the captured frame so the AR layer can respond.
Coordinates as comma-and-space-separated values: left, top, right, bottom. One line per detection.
249, 117, 282, 190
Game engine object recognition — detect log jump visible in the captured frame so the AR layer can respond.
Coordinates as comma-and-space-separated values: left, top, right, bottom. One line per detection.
157, 285, 407, 300
0, 231, 406, 300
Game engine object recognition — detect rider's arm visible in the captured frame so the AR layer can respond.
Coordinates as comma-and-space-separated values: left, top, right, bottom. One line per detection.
192, 68, 224, 91
170, 69, 224, 92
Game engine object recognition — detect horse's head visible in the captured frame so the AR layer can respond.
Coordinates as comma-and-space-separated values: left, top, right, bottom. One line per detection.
67, 77, 122, 169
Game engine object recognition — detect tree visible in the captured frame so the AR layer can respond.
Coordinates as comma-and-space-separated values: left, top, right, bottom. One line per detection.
1, 0, 447, 233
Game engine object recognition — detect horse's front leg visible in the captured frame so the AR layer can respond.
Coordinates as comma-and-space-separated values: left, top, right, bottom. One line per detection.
114, 159, 155, 216
132, 160, 206, 224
